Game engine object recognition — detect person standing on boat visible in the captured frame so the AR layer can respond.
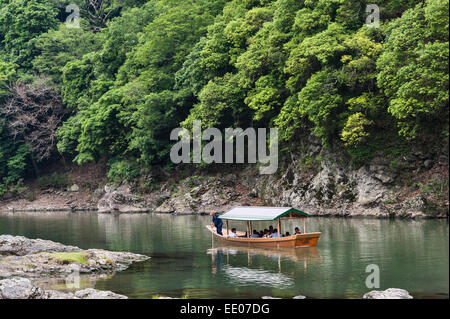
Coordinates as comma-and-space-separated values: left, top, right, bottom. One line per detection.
211, 210, 223, 235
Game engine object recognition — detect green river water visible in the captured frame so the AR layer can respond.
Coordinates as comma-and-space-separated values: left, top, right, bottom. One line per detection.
0, 211, 448, 299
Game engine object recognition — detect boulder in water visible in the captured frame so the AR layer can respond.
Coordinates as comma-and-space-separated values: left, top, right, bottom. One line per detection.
0, 277, 127, 299
363, 288, 413, 299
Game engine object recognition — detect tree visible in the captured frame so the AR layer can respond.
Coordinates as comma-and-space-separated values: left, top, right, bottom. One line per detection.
0, 61, 17, 103
0, 0, 59, 70
377, 0, 449, 139
182, 73, 247, 130
32, 21, 102, 86
341, 112, 374, 146
1, 79, 67, 162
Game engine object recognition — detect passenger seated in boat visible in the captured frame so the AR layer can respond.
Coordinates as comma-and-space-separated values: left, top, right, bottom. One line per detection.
263, 229, 270, 238
285, 231, 290, 237
269, 225, 274, 233
294, 227, 301, 235
228, 228, 239, 238
269, 228, 281, 238
250, 230, 260, 238
259, 230, 264, 237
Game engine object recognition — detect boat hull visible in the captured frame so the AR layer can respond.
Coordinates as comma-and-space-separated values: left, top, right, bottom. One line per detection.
206, 225, 321, 248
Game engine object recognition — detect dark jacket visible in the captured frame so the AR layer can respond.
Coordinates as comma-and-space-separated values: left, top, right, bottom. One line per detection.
212, 214, 223, 227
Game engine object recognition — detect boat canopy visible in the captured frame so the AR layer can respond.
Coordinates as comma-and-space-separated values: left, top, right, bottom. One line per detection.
219, 206, 310, 221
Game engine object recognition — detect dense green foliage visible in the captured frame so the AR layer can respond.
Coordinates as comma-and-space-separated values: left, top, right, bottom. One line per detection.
0, 0, 448, 191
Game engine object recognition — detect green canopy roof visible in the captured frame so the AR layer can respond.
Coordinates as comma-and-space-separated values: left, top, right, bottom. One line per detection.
219, 206, 310, 221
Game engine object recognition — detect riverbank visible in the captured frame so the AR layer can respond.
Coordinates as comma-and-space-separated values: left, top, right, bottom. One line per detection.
1, 136, 448, 219
0, 165, 447, 219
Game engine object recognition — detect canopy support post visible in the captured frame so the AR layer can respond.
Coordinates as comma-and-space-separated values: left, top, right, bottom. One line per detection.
303, 217, 306, 234
277, 219, 281, 237
226, 220, 229, 236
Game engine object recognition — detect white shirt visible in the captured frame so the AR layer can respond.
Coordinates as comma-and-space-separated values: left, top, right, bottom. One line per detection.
228, 232, 238, 238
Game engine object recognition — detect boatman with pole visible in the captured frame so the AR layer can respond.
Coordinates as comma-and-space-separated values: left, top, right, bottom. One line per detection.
210, 210, 223, 235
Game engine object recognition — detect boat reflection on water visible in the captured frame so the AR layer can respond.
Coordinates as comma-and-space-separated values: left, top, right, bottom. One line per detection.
207, 242, 321, 288
221, 264, 295, 288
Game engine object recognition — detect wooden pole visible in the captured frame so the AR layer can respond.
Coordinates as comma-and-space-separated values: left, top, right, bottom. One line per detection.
277, 219, 281, 237
226, 220, 229, 236
303, 217, 306, 234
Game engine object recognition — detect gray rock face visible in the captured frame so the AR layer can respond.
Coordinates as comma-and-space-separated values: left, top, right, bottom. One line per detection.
0, 235, 79, 256
155, 173, 260, 214
98, 184, 148, 213
68, 184, 79, 192
0, 277, 42, 299
73, 288, 127, 299
0, 277, 127, 299
401, 195, 433, 217
363, 288, 413, 299
254, 147, 395, 218
250, 140, 448, 218
93, 133, 447, 218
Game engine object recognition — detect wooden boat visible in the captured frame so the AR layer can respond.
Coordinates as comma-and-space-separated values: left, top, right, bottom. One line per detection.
206, 206, 321, 248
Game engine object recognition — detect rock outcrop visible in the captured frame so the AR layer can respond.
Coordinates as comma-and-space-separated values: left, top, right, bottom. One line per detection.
0, 235, 149, 279
155, 173, 261, 214
0, 277, 127, 299
363, 288, 413, 299
149, 134, 448, 218
98, 184, 148, 213
0, 235, 79, 256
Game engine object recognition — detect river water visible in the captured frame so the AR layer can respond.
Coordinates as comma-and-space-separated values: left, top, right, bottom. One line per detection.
0, 211, 448, 298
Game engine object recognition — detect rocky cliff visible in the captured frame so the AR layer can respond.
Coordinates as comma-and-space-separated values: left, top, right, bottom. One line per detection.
1, 136, 448, 218
97, 135, 449, 218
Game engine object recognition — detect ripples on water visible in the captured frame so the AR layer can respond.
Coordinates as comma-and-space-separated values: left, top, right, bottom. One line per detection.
223, 265, 294, 287
0, 211, 448, 299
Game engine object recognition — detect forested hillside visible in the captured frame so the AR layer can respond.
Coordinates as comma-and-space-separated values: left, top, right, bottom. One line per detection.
0, 0, 448, 198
